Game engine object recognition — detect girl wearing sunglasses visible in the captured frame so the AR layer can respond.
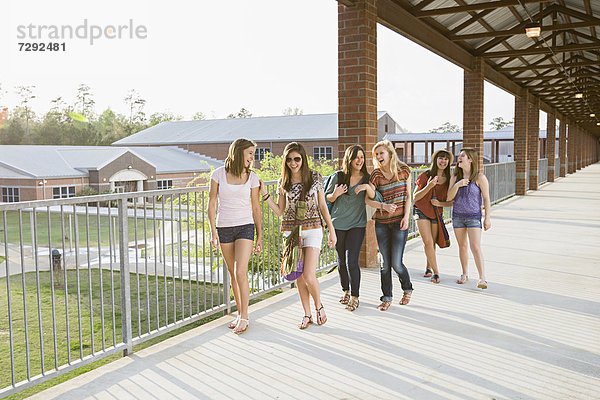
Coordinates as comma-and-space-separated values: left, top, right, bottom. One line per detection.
260, 142, 336, 329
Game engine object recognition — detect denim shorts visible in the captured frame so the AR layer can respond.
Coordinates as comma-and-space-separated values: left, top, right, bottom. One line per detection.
452, 217, 482, 229
217, 223, 255, 244
413, 207, 437, 224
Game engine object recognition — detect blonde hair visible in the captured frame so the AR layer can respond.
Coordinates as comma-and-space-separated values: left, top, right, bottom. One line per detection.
454, 147, 479, 182
224, 138, 256, 177
372, 140, 407, 181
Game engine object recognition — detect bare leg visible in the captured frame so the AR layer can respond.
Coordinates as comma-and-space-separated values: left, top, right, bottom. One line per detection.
467, 228, 486, 281
220, 243, 239, 327
233, 239, 253, 332
301, 247, 326, 323
416, 219, 438, 275
454, 228, 469, 277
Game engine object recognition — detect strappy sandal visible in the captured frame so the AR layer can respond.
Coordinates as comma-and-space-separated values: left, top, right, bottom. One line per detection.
233, 318, 249, 334
431, 274, 440, 284
298, 315, 313, 329
339, 291, 350, 305
477, 280, 488, 289
316, 304, 327, 325
228, 315, 240, 329
345, 296, 359, 311
377, 301, 391, 311
457, 274, 469, 284
423, 268, 433, 278
399, 291, 412, 305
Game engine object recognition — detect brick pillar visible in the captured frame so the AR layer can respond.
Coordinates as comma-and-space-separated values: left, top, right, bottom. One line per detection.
463, 57, 485, 172
575, 126, 581, 170
514, 94, 529, 195
558, 118, 566, 177
546, 112, 556, 182
567, 123, 576, 174
527, 102, 539, 190
338, 0, 377, 268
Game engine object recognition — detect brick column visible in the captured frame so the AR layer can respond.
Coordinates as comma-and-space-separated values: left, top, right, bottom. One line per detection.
338, 0, 377, 268
575, 127, 581, 170
546, 112, 556, 182
463, 57, 485, 172
527, 102, 539, 190
514, 94, 529, 195
567, 123, 576, 174
558, 118, 567, 177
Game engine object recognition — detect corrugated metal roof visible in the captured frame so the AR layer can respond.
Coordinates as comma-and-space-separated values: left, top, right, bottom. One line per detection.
384, 126, 552, 142
0, 145, 219, 179
113, 112, 393, 146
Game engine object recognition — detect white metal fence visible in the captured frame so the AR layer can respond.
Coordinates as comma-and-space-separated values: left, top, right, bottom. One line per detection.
0, 159, 554, 396
0, 183, 336, 397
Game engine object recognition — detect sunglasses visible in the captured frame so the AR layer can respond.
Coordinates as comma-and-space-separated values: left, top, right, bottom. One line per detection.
286, 156, 302, 163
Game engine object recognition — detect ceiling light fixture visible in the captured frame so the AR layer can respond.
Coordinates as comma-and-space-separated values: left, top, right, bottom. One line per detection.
575, 91, 583, 99
525, 22, 541, 38
591, 113, 596, 118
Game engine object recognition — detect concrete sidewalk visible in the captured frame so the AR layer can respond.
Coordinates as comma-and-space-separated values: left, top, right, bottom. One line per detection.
32, 165, 600, 400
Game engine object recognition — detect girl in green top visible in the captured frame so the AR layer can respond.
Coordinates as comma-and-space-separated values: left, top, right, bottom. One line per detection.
325, 145, 376, 311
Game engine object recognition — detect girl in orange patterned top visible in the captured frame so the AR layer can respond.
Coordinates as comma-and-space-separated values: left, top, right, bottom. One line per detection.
367, 140, 413, 311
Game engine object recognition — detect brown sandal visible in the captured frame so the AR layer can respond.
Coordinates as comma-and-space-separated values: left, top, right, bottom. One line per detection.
298, 315, 313, 329
377, 301, 391, 311
345, 296, 359, 311
339, 291, 350, 305
399, 291, 412, 305
316, 304, 327, 325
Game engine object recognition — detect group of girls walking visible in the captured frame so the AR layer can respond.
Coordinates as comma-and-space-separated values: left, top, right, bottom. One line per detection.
208, 138, 491, 335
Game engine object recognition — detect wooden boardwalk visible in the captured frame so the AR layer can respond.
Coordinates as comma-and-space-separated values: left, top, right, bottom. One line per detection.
32, 164, 600, 400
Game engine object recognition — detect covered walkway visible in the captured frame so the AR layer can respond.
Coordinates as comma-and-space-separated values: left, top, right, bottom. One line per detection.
33, 165, 600, 400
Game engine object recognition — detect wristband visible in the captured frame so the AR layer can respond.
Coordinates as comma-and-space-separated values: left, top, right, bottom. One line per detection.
262, 193, 271, 201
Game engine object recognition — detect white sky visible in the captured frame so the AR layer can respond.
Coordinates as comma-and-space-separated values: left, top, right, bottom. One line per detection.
0, 0, 544, 132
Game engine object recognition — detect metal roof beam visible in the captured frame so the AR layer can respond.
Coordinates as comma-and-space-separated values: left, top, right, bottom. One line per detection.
450, 21, 600, 41
483, 42, 600, 57
414, 0, 553, 17
499, 59, 600, 71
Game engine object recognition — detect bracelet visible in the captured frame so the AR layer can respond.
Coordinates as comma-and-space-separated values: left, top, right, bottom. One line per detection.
262, 193, 271, 201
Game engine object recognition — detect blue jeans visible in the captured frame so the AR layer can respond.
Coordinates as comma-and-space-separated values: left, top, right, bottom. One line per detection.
375, 221, 413, 301
335, 227, 366, 297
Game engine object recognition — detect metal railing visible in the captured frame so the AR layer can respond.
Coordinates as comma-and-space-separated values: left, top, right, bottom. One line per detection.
0, 182, 336, 397
0, 159, 541, 396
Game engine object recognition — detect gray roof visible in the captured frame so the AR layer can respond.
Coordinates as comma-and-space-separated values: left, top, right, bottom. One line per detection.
113, 112, 394, 146
384, 126, 553, 142
0, 145, 221, 179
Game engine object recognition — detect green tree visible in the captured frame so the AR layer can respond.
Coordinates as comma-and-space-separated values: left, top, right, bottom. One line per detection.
15, 85, 36, 140
123, 89, 146, 124
227, 108, 252, 118
192, 112, 206, 120
76, 84, 96, 118
96, 108, 129, 145
148, 111, 183, 127
489, 116, 513, 130
0, 118, 25, 145
428, 122, 460, 133
282, 107, 303, 116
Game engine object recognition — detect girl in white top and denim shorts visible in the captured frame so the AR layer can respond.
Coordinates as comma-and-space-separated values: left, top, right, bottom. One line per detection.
208, 138, 263, 334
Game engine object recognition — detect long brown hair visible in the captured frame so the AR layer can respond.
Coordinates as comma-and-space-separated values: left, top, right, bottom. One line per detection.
280, 142, 313, 193
340, 145, 369, 186
372, 140, 408, 181
224, 138, 256, 177
454, 147, 479, 182
428, 149, 453, 186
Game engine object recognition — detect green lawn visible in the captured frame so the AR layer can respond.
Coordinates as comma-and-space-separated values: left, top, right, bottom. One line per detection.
0, 210, 155, 248
0, 270, 224, 391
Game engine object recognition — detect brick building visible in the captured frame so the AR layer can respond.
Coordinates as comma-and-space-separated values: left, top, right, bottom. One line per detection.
0, 146, 221, 202
112, 111, 405, 161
